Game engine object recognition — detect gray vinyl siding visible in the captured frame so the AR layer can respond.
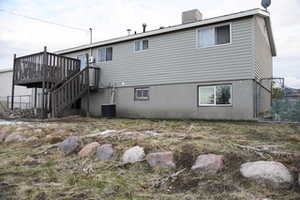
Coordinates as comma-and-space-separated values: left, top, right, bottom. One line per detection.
254, 16, 273, 80
62, 17, 255, 87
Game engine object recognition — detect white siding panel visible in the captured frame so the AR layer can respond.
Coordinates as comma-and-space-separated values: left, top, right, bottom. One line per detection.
63, 18, 255, 87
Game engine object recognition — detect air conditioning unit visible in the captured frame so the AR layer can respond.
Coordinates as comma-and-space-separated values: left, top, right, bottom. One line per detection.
89, 56, 95, 63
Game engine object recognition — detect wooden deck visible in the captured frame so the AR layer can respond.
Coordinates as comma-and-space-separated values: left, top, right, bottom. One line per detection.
11, 48, 100, 118
14, 51, 80, 88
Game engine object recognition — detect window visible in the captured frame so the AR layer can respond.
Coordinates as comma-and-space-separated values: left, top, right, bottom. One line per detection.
135, 40, 149, 51
198, 84, 232, 106
134, 88, 149, 100
98, 47, 113, 62
198, 24, 231, 47
77, 55, 87, 69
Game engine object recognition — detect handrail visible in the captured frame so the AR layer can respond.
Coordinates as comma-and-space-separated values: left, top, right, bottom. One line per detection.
13, 51, 80, 86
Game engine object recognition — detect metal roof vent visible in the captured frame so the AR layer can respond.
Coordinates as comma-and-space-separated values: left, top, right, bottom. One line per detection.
182, 9, 203, 24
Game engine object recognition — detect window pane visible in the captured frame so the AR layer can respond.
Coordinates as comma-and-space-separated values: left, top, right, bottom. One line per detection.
135, 88, 149, 100
216, 85, 232, 104
98, 48, 106, 62
215, 25, 230, 45
135, 41, 140, 51
106, 47, 113, 61
77, 55, 86, 69
142, 89, 149, 97
199, 86, 215, 104
142, 40, 148, 50
198, 28, 214, 47
137, 90, 143, 97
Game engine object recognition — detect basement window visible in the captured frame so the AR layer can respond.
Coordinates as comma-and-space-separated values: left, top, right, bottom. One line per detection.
197, 24, 231, 48
135, 40, 149, 51
134, 88, 149, 100
98, 47, 113, 62
198, 84, 232, 106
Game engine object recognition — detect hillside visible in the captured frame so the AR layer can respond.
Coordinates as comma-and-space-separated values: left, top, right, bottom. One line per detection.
0, 117, 299, 200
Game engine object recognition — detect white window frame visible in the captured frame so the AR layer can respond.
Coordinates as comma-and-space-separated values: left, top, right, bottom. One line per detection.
134, 39, 149, 52
134, 87, 150, 100
198, 84, 232, 106
196, 23, 232, 48
97, 47, 113, 63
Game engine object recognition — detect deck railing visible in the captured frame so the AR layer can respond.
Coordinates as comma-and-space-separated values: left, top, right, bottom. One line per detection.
14, 50, 80, 86
51, 67, 99, 116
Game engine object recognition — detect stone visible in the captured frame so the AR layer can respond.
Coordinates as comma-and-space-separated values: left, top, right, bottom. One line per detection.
144, 131, 160, 137
58, 136, 83, 155
25, 136, 39, 143
191, 154, 224, 173
0, 131, 9, 142
122, 146, 145, 164
146, 152, 176, 169
240, 161, 293, 189
46, 134, 64, 144
96, 144, 114, 160
4, 132, 26, 143
78, 142, 100, 158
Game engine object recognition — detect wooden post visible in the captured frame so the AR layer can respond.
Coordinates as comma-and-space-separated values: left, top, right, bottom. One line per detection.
42, 46, 47, 118
86, 53, 90, 117
11, 54, 16, 111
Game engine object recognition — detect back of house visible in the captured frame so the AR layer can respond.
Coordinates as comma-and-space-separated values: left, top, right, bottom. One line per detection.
10, 8, 276, 120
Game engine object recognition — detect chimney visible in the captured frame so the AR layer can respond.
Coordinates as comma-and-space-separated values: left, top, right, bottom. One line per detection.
182, 9, 202, 24
142, 23, 147, 33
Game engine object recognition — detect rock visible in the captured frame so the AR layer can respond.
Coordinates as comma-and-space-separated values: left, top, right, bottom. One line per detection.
78, 142, 100, 158
58, 136, 83, 155
144, 131, 160, 137
0, 131, 9, 142
146, 152, 176, 169
191, 154, 224, 173
122, 146, 145, 164
101, 130, 117, 135
4, 132, 26, 143
46, 134, 64, 144
240, 161, 293, 189
82, 130, 117, 139
25, 136, 39, 143
96, 144, 114, 160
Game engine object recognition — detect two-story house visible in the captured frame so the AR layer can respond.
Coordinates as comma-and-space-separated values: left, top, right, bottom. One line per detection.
11, 8, 276, 120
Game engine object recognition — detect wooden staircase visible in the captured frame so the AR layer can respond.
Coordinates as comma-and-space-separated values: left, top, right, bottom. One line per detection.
51, 67, 99, 117
12, 47, 100, 118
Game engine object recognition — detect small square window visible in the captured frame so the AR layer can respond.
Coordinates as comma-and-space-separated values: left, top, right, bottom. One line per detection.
135, 40, 149, 51
98, 47, 113, 62
134, 88, 149, 100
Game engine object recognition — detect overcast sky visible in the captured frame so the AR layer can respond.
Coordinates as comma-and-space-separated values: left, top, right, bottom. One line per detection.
0, 0, 299, 88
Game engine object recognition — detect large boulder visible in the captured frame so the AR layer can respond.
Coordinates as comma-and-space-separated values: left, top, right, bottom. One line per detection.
96, 144, 114, 160
58, 136, 82, 155
78, 142, 100, 158
146, 152, 176, 169
240, 161, 293, 189
4, 132, 26, 143
191, 154, 224, 173
0, 131, 9, 142
122, 146, 145, 164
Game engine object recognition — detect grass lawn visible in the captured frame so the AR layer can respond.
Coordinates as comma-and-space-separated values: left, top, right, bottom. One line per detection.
0, 117, 299, 200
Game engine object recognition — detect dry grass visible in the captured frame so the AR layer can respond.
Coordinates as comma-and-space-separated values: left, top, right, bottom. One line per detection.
0, 117, 299, 200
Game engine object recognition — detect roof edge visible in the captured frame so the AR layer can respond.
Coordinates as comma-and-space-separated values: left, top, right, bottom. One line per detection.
55, 8, 270, 55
